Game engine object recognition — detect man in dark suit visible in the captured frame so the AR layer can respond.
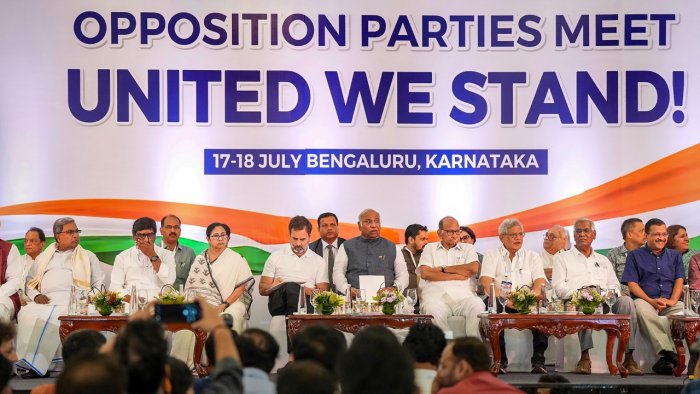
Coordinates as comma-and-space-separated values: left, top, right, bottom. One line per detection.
309, 212, 346, 291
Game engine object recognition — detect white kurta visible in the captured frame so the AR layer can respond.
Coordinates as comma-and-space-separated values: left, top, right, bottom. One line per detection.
552, 247, 621, 299
261, 246, 328, 288
0, 244, 23, 320
109, 245, 176, 300
17, 248, 104, 375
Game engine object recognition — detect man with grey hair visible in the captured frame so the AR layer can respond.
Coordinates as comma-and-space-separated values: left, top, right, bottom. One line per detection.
540, 225, 570, 279
552, 218, 640, 375
334, 209, 409, 297
17, 217, 105, 377
606, 218, 645, 297
480, 218, 548, 374
417, 216, 483, 337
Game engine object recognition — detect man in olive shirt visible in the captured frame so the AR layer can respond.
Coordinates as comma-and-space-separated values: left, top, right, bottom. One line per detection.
160, 214, 196, 289
607, 218, 645, 296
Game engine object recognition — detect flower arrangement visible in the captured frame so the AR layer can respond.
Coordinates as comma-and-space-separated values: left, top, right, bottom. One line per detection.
508, 286, 538, 314
157, 289, 185, 305
312, 291, 344, 315
571, 287, 605, 314
373, 288, 405, 315
92, 290, 124, 316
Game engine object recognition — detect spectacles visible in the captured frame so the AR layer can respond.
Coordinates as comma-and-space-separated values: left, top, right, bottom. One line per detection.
442, 229, 460, 236
574, 228, 593, 234
460, 235, 472, 242
650, 232, 668, 238
60, 229, 82, 236
162, 225, 181, 231
361, 219, 381, 226
543, 233, 559, 240
210, 233, 229, 240
135, 232, 156, 240
504, 232, 525, 239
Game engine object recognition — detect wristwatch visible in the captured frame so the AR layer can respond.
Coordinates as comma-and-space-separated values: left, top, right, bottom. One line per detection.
150, 255, 159, 262
223, 301, 230, 308
441, 265, 446, 273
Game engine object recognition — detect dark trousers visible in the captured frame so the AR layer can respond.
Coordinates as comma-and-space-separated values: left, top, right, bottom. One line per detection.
268, 282, 314, 316
483, 297, 549, 365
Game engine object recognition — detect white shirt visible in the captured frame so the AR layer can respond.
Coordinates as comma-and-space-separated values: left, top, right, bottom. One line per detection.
540, 250, 557, 269
552, 247, 621, 299
261, 245, 328, 289
414, 369, 437, 394
480, 246, 546, 289
333, 241, 409, 292
416, 242, 479, 295
0, 245, 23, 308
110, 245, 176, 298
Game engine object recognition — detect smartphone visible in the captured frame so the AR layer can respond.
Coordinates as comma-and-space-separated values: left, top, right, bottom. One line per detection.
154, 303, 202, 324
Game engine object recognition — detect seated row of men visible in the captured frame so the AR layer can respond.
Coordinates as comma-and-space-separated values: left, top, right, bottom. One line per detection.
0, 210, 687, 377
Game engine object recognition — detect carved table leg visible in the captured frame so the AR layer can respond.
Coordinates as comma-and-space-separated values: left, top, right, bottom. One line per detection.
488, 328, 503, 374
192, 329, 209, 377
605, 329, 619, 377
684, 323, 700, 377
611, 327, 628, 378
671, 320, 687, 378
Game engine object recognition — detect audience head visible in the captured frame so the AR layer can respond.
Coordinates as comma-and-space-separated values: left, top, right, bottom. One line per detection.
237, 328, 280, 374
114, 319, 168, 394
357, 209, 381, 240
160, 214, 183, 245
62, 329, 106, 365
205, 328, 238, 369
437, 216, 460, 249
56, 354, 126, 394
291, 324, 347, 377
498, 218, 525, 253
317, 212, 340, 244
620, 218, 645, 247
339, 326, 414, 394
206, 222, 231, 250
543, 225, 569, 254
168, 357, 194, 394
537, 373, 570, 394
645, 218, 668, 253
0, 356, 11, 394
459, 226, 476, 245
404, 224, 429, 253
402, 323, 446, 368
53, 217, 80, 251
435, 337, 490, 389
0, 322, 16, 362
573, 218, 596, 250
667, 224, 690, 254
277, 361, 336, 394
289, 216, 312, 257
24, 227, 46, 258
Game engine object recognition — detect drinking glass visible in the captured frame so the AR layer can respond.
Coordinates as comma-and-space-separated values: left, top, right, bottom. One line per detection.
498, 284, 511, 314
311, 289, 321, 314
137, 290, 149, 312
76, 289, 89, 315
297, 287, 307, 314
405, 289, 418, 313
691, 290, 700, 314
603, 288, 617, 315
355, 289, 367, 313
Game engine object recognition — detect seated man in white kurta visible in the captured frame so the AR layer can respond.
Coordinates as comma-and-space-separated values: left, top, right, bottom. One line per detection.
17, 217, 105, 377
109, 217, 176, 301
0, 236, 23, 320
417, 216, 483, 338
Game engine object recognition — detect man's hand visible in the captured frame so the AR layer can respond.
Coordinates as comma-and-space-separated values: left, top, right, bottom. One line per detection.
658, 297, 678, 307
192, 297, 226, 333
136, 238, 157, 261
34, 294, 50, 304
648, 298, 667, 311
217, 304, 227, 313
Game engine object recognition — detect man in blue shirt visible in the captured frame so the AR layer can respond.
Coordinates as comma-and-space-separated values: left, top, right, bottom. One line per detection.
622, 218, 685, 375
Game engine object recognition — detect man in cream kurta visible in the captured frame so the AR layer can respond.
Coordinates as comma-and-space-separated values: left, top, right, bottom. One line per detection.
417, 216, 483, 337
17, 218, 105, 376
110, 217, 176, 300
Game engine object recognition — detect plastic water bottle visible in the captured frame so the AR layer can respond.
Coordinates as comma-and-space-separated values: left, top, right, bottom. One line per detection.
129, 285, 137, 314
68, 286, 77, 315
344, 284, 353, 314
489, 283, 496, 313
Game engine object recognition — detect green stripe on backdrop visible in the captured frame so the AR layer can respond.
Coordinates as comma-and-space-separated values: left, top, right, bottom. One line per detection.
8, 236, 270, 275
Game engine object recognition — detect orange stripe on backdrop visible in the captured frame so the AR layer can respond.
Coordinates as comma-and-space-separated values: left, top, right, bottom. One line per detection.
0, 199, 411, 244
1, 143, 698, 244
468, 143, 700, 238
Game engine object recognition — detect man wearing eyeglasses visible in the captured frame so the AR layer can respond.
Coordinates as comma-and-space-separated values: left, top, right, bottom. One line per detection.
417, 216, 483, 338
110, 217, 176, 301
159, 214, 195, 290
18, 217, 105, 378
480, 218, 547, 374
552, 218, 639, 375
540, 225, 570, 279
622, 218, 685, 375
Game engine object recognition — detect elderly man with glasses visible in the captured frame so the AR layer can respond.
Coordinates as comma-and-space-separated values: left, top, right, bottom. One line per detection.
480, 218, 548, 374
17, 217, 105, 378
540, 225, 569, 279
622, 218, 685, 375
417, 216, 483, 337
552, 218, 640, 375
110, 217, 176, 301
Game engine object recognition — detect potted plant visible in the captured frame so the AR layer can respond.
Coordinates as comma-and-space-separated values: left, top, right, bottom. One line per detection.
508, 286, 538, 314
571, 287, 604, 315
373, 288, 405, 315
312, 291, 344, 315
92, 290, 124, 316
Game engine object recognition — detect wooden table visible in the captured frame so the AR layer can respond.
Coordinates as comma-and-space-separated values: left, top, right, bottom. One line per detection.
478, 313, 631, 377
58, 315, 208, 376
286, 313, 433, 338
668, 314, 700, 377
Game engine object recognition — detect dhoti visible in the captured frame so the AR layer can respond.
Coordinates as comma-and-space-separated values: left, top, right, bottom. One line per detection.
16, 303, 67, 375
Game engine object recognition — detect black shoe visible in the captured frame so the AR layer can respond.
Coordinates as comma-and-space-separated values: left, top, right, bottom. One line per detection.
19, 370, 49, 379
651, 358, 674, 375
661, 350, 679, 367
531, 363, 548, 374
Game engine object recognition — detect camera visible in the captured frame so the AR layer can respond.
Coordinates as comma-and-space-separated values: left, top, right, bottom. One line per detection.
154, 303, 202, 324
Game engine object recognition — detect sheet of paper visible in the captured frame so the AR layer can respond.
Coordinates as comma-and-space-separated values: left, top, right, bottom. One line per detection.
359, 275, 385, 303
